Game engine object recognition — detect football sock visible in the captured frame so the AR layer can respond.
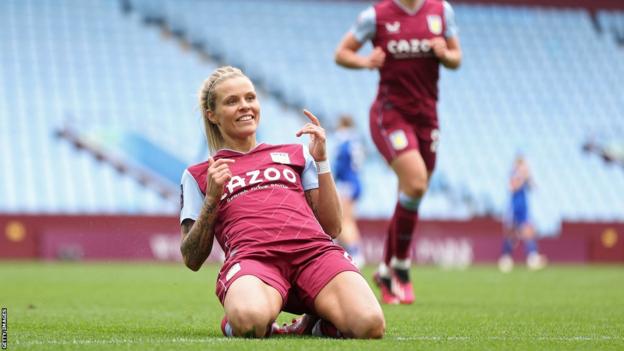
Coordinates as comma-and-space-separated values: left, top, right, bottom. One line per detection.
525, 239, 538, 255
393, 193, 421, 260
222, 319, 274, 337
384, 192, 421, 264
390, 257, 411, 270
378, 262, 391, 278
383, 219, 396, 265
398, 191, 422, 211
393, 268, 410, 283
391, 257, 411, 282
222, 320, 234, 337
502, 238, 514, 255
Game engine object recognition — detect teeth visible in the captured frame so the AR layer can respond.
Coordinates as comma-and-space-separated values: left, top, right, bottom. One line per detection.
238, 115, 253, 121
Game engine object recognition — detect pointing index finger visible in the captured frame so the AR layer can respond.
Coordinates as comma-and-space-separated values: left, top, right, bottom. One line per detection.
303, 109, 321, 126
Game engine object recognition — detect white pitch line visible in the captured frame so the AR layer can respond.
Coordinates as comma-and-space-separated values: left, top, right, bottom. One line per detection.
14, 337, 237, 346
395, 336, 623, 341
13, 335, 624, 346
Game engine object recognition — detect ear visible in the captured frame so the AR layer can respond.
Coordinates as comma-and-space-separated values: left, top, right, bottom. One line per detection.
206, 110, 219, 125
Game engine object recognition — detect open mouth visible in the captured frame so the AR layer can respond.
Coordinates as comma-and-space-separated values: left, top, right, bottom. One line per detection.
236, 114, 254, 122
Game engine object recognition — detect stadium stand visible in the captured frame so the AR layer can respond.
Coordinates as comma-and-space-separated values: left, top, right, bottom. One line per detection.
597, 9, 624, 45
0, 0, 304, 214
118, 0, 624, 231
1, 0, 623, 235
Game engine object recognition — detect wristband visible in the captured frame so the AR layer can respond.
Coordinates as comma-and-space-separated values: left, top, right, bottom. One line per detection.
316, 160, 331, 174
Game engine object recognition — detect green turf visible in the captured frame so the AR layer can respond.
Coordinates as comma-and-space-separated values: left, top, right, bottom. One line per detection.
1, 262, 623, 350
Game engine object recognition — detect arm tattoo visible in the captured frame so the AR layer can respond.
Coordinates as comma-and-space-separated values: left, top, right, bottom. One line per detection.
180, 200, 218, 269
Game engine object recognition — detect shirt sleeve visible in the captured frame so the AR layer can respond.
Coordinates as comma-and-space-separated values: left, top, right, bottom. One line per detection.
350, 6, 376, 43
301, 146, 319, 191
443, 1, 459, 39
180, 169, 204, 224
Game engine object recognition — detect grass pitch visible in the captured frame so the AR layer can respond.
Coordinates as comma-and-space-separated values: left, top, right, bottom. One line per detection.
1, 262, 623, 350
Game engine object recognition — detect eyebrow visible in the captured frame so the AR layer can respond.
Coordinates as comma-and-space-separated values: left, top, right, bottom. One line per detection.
224, 91, 255, 99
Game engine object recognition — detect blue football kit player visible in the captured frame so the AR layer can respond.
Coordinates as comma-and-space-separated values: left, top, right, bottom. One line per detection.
333, 115, 366, 268
498, 155, 547, 272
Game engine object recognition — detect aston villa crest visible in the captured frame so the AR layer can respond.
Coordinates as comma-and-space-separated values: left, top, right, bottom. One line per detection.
389, 129, 408, 151
427, 15, 442, 35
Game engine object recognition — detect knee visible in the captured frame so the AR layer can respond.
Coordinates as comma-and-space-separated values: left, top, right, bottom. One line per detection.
401, 177, 427, 199
227, 304, 274, 337
351, 310, 385, 339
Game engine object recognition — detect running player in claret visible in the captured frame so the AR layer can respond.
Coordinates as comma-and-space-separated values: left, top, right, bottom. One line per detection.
179, 66, 384, 338
335, 0, 462, 304
498, 155, 547, 273
332, 114, 366, 268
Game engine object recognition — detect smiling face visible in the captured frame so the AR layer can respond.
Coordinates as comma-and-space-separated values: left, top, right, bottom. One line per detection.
207, 76, 260, 149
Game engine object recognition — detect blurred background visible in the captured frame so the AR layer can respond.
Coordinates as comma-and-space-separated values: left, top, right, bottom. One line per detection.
1, 0, 623, 266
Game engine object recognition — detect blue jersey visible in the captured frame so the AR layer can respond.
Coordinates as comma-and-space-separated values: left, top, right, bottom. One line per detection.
510, 169, 530, 225
333, 130, 364, 200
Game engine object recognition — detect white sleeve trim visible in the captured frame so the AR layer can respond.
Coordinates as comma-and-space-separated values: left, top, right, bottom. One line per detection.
350, 6, 376, 43
301, 145, 319, 191
180, 169, 204, 224
443, 1, 459, 39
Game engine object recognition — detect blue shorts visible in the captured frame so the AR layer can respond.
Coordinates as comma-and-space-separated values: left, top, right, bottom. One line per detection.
336, 178, 362, 201
512, 206, 529, 227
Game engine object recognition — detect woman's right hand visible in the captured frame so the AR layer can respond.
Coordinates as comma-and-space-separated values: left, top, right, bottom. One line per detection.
206, 158, 235, 201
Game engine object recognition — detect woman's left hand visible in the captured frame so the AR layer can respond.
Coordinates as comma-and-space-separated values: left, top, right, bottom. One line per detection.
430, 37, 449, 60
296, 109, 327, 161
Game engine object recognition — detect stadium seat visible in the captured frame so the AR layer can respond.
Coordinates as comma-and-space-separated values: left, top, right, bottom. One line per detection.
1, 0, 623, 234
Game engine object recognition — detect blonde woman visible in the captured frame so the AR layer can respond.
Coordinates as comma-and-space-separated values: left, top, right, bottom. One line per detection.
179, 66, 384, 339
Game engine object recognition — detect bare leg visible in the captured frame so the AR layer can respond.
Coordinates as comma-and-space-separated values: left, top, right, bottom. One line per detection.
223, 275, 283, 337
390, 149, 430, 199
314, 271, 385, 339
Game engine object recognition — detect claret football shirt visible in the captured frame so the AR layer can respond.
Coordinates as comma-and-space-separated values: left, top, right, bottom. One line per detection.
180, 143, 333, 258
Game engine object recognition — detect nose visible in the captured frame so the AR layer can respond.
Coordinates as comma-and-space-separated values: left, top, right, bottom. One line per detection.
239, 99, 250, 110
